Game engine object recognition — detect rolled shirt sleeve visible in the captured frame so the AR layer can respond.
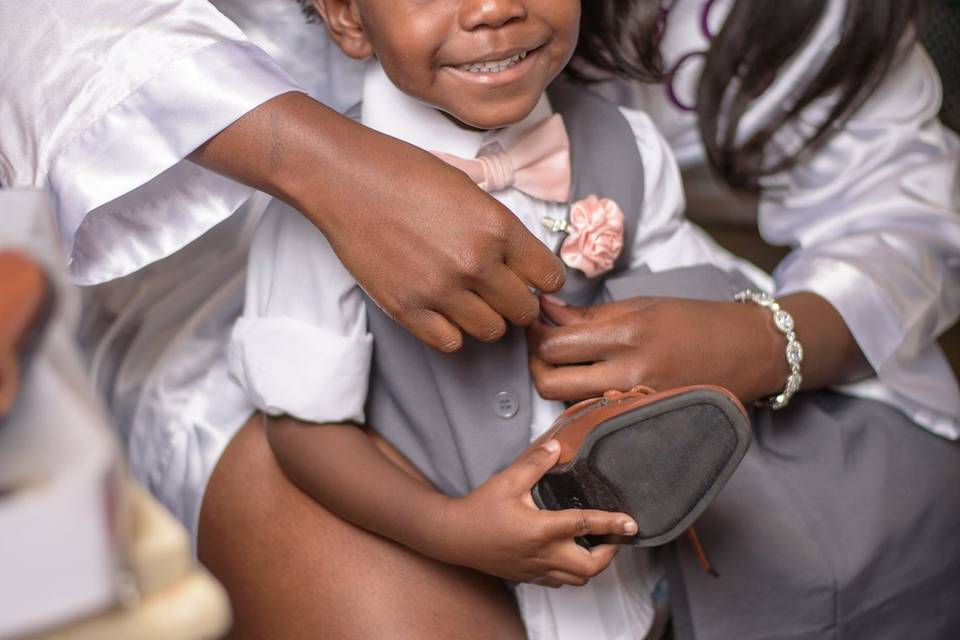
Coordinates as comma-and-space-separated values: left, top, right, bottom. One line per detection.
761, 44, 960, 438
228, 200, 372, 424
0, 0, 301, 285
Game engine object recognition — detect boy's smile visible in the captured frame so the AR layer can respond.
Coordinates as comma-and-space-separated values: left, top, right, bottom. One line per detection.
315, 0, 580, 129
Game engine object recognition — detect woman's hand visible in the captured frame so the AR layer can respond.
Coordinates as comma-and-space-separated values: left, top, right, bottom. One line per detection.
437, 440, 637, 587
192, 92, 565, 353
528, 295, 784, 403
528, 293, 871, 404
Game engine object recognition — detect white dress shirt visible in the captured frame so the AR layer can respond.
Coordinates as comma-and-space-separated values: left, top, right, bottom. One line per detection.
232, 60, 766, 640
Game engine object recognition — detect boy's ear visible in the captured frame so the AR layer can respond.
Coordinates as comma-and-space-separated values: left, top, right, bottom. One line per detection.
313, 0, 373, 60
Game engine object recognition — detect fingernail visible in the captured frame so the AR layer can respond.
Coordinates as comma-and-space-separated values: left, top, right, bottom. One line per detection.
541, 294, 567, 307
543, 440, 560, 453
622, 520, 638, 534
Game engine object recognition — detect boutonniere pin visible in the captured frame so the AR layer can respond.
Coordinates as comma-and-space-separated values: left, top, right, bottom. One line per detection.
542, 195, 624, 279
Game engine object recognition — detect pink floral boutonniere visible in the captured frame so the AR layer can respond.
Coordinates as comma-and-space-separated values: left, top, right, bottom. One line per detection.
544, 195, 625, 279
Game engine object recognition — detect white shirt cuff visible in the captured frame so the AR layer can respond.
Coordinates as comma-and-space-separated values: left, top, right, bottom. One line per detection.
228, 317, 373, 424
776, 255, 960, 439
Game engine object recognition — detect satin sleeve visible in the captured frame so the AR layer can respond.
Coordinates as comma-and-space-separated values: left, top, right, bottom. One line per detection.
228, 200, 372, 425
760, 44, 960, 438
0, 0, 301, 285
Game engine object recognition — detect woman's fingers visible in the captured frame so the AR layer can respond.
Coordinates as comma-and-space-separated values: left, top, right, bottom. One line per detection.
528, 318, 630, 365
442, 291, 508, 344
538, 296, 593, 326
396, 308, 465, 354
470, 263, 543, 327
529, 357, 628, 402
504, 222, 566, 296
539, 295, 648, 327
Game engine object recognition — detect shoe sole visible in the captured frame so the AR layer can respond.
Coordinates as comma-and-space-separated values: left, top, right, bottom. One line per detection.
532, 388, 750, 547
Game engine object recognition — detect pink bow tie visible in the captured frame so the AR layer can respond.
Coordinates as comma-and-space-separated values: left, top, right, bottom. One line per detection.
433, 114, 571, 203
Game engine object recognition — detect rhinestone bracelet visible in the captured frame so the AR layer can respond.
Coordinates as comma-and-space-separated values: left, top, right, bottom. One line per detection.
734, 290, 803, 410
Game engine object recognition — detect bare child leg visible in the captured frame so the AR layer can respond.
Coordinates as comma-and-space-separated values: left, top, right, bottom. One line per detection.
198, 414, 526, 640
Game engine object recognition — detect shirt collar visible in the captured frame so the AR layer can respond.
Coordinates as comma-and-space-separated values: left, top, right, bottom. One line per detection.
360, 61, 554, 159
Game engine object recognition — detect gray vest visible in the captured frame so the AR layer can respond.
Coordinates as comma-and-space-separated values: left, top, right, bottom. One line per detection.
362, 84, 645, 497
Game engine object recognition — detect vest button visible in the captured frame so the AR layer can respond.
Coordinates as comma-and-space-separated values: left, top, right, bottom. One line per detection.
494, 391, 519, 419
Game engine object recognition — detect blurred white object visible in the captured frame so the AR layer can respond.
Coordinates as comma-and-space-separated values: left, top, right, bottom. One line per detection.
24, 485, 231, 640
0, 190, 230, 640
0, 190, 123, 638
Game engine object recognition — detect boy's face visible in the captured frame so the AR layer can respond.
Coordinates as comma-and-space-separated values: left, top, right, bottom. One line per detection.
318, 0, 580, 129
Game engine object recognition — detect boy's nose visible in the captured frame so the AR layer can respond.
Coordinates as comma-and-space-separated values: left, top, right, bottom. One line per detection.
458, 0, 527, 31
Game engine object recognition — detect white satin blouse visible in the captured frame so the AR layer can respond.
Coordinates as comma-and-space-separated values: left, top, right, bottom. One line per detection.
0, 0, 321, 538
1, 0, 957, 543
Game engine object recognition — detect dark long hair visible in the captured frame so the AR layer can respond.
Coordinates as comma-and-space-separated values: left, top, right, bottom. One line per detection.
575, 0, 934, 192
571, 0, 664, 84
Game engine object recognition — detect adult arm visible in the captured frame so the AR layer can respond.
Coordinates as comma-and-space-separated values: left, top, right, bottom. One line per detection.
1, 0, 564, 351
192, 91, 564, 351
547, 39, 959, 434
528, 109, 871, 404
760, 42, 960, 436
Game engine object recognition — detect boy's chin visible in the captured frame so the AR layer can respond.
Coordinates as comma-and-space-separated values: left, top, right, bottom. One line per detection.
440, 101, 540, 131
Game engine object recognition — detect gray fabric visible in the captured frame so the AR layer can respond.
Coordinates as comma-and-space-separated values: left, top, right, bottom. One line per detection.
601, 268, 960, 640
363, 83, 645, 496
669, 394, 960, 640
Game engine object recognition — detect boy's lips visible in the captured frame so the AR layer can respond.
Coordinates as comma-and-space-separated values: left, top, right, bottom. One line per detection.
443, 46, 543, 85
454, 48, 529, 73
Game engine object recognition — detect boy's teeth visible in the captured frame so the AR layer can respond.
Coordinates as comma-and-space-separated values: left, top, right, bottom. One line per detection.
457, 50, 527, 73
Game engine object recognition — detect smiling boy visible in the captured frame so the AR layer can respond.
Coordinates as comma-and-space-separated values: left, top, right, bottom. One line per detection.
229, 0, 763, 637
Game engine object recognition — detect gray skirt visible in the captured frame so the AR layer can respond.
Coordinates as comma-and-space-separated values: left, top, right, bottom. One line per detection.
666, 391, 960, 640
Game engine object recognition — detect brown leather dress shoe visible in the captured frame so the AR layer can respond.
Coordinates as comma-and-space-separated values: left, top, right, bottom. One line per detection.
532, 385, 750, 548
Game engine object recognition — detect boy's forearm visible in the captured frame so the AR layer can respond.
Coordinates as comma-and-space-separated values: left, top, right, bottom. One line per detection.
265, 416, 456, 559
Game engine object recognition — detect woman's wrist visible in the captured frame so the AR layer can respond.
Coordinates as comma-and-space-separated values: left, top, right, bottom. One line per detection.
779, 292, 872, 389
733, 291, 873, 404
736, 300, 792, 403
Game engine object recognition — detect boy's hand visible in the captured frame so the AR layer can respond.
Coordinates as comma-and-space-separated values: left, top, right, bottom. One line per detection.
437, 440, 637, 587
